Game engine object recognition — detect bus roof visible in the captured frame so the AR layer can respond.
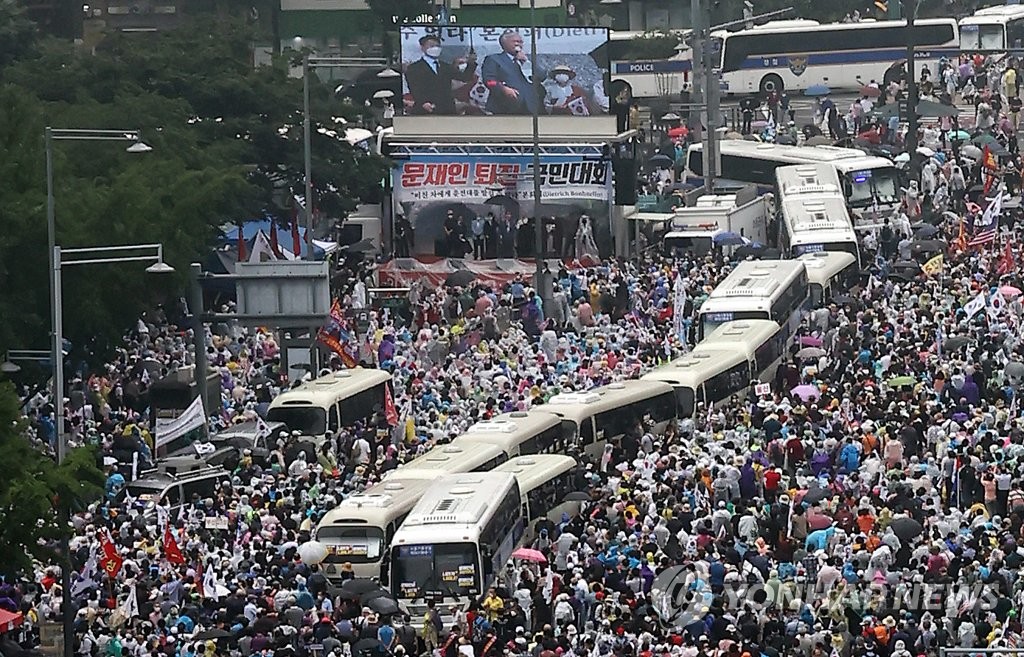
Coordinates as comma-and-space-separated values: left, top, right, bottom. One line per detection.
317, 478, 434, 528
713, 16, 956, 37
396, 472, 519, 534
268, 368, 392, 410
798, 251, 858, 283
537, 380, 674, 425
781, 197, 855, 233
641, 347, 749, 388
707, 260, 806, 300
692, 141, 894, 173
453, 411, 561, 451
386, 442, 507, 480
775, 164, 843, 197
699, 319, 783, 360
962, 6, 1024, 21
493, 455, 578, 494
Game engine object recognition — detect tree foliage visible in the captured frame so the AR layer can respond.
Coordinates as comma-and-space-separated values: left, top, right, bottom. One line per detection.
0, 17, 387, 359
0, 382, 104, 579
0, 0, 37, 72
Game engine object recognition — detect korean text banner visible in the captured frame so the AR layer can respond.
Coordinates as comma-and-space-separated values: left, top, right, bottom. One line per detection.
399, 26, 610, 117
393, 156, 610, 204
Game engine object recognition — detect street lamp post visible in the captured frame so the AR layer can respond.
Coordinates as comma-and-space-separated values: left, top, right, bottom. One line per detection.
44, 128, 152, 657
52, 243, 170, 657
301, 56, 388, 261
528, 1, 551, 314
45, 127, 151, 462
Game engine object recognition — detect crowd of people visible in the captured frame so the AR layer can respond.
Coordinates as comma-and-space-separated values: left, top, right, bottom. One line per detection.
5, 45, 1024, 657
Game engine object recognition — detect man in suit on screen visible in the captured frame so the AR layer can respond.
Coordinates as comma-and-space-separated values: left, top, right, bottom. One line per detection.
405, 34, 475, 115
481, 29, 545, 116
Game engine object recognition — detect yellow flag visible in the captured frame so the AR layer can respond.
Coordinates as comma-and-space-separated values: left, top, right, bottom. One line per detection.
922, 253, 944, 276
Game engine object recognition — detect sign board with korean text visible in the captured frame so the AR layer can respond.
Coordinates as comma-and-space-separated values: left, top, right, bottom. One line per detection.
393, 155, 610, 204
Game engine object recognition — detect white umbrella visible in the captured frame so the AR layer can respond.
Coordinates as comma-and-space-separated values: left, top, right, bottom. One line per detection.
297, 540, 329, 565
343, 128, 374, 146
661, 112, 680, 121
372, 89, 395, 99
916, 146, 935, 157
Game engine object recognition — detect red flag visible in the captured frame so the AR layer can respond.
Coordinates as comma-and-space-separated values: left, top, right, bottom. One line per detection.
269, 223, 281, 258
984, 173, 996, 195
983, 145, 999, 171
163, 523, 186, 565
998, 240, 1016, 276
291, 203, 302, 256
384, 384, 399, 427
98, 529, 123, 579
237, 225, 247, 261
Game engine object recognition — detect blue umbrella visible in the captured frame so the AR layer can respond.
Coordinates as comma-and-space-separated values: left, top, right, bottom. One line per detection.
714, 231, 748, 247
804, 83, 831, 97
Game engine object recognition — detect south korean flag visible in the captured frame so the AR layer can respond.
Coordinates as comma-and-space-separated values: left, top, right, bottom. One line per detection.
469, 82, 489, 110
567, 96, 590, 116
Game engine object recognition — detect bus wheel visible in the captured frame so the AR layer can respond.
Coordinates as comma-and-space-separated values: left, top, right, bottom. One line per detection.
759, 74, 784, 96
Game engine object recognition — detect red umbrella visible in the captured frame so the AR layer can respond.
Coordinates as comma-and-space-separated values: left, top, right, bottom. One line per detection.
511, 547, 547, 563
806, 512, 833, 530
859, 85, 881, 98
668, 126, 689, 138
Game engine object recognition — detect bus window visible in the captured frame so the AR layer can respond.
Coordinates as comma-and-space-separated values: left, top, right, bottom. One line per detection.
704, 361, 751, 404
676, 386, 697, 418
267, 405, 327, 436
338, 382, 387, 425
521, 426, 561, 455
649, 391, 678, 423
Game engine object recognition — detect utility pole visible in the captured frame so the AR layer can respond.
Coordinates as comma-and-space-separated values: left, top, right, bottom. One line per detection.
904, 0, 919, 151
690, 0, 719, 192
702, 0, 720, 193
689, 0, 704, 146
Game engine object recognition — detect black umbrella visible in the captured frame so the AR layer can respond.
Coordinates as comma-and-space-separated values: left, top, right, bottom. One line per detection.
802, 487, 830, 505
329, 586, 361, 601
889, 271, 915, 282
444, 269, 476, 288
892, 260, 920, 271
484, 195, 520, 212
648, 154, 674, 167
942, 335, 972, 351
352, 639, 384, 656
343, 238, 376, 253
913, 224, 941, 239
564, 491, 591, 502
909, 239, 945, 257
890, 516, 924, 542
359, 587, 391, 604
194, 629, 233, 641
341, 578, 381, 595
830, 295, 860, 309
366, 595, 401, 616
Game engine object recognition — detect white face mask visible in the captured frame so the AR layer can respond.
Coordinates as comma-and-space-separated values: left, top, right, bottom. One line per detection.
426, 46, 442, 58
514, 45, 523, 53
458, 62, 468, 73
555, 74, 570, 84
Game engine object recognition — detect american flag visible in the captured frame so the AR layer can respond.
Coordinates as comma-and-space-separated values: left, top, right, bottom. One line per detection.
969, 190, 1004, 247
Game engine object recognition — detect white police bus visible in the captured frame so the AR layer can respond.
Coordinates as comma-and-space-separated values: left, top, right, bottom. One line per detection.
389, 472, 523, 603
696, 259, 810, 341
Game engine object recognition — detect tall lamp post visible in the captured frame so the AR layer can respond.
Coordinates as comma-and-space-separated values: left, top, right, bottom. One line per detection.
301, 56, 388, 260
45, 128, 151, 463
52, 243, 172, 657
528, 0, 552, 313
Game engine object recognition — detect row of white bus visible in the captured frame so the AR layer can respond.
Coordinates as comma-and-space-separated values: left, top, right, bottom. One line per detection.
285, 258, 856, 606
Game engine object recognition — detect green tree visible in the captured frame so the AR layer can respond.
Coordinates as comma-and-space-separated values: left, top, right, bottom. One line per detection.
0, 382, 104, 579
0, 17, 387, 359
0, 0, 37, 72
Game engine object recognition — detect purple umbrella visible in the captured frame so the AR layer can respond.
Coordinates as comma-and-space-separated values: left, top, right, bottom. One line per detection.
800, 335, 823, 347
791, 384, 821, 402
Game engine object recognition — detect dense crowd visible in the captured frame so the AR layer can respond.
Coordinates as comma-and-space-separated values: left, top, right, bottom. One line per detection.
6, 47, 1024, 657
